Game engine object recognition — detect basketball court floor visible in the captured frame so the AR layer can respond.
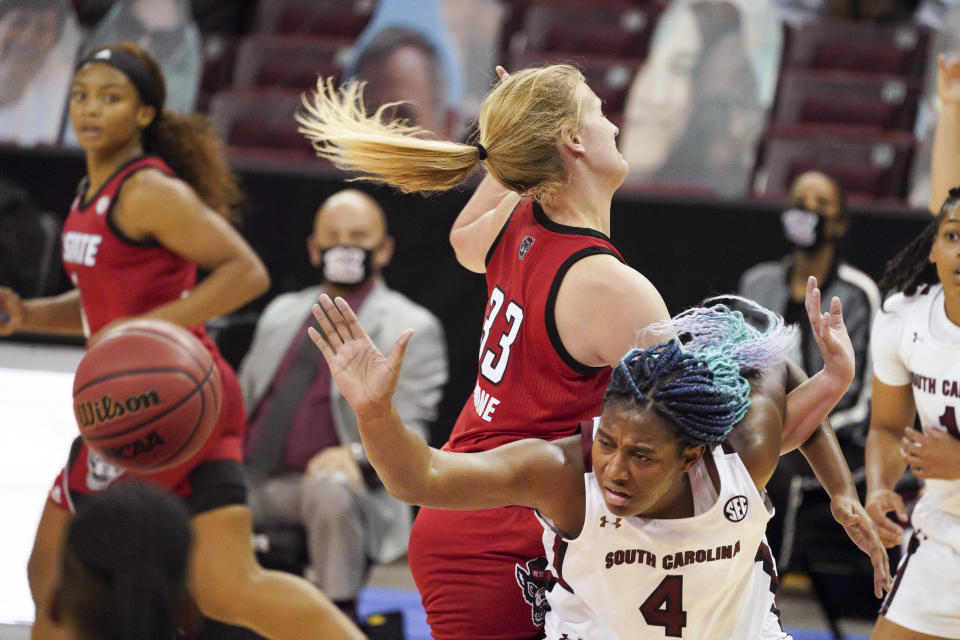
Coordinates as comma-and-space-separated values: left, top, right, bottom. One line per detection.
0, 340, 878, 640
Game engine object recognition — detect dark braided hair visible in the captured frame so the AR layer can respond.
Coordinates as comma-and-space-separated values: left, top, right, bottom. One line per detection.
58, 481, 193, 640
603, 339, 751, 448
878, 187, 960, 308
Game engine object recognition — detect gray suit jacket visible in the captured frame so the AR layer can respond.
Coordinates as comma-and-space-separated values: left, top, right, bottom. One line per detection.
238, 279, 448, 562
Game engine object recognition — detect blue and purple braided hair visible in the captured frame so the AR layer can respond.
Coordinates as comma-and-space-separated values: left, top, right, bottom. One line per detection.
605, 296, 796, 447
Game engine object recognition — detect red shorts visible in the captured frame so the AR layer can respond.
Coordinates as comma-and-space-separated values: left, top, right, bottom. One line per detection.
48, 350, 247, 514
409, 505, 549, 640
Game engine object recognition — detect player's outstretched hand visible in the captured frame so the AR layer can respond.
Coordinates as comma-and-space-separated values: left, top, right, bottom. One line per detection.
805, 275, 854, 387
0, 286, 23, 336
864, 488, 909, 549
937, 53, 960, 105
309, 294, 413, 419
830, 495, 894, 598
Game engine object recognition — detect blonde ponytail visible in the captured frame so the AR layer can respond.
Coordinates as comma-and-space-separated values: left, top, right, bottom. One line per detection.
297, 64, 585, 200
296, 78, 482, 193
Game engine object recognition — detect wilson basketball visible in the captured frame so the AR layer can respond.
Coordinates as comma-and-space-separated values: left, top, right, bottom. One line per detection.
72, 319, 222, 472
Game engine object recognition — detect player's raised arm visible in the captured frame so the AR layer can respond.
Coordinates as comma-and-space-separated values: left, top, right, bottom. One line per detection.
449, 172, 520, 273
780, 276, 855, 444
308, 294, 582, 515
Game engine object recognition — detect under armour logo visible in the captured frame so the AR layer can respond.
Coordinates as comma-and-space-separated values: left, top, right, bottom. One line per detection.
519, 235, 535, 260
600, 516, 621, 528
913, 332, 920, 343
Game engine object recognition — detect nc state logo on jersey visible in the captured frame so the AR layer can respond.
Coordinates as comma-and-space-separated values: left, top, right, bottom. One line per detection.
95, 195, 111, 215
518, 235, 535, 260
85, 449, 124, 491
515, 556, 551, 627
724, 495, 749, 522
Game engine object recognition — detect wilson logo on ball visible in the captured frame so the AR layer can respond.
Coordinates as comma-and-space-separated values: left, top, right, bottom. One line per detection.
72, 319, 223, 473
74, 389, 162, 428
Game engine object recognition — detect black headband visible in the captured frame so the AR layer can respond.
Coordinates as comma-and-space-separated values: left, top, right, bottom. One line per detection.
75, 48, 162, 110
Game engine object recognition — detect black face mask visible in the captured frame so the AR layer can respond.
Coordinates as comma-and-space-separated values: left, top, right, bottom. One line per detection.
781, 207, 828, 251
316, 246, 375, 286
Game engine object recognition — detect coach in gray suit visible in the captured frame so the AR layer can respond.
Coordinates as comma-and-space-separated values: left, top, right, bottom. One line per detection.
238, 189, 447, 618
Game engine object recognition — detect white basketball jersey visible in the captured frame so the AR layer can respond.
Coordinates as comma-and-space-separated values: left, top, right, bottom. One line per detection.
871, 286, 960, 548
538, 421, 776, 640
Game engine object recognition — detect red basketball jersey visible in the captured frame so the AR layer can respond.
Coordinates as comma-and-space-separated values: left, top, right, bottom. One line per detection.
49, 154, 245, 508
445, 198, 623, 452
62, 155, 198, 337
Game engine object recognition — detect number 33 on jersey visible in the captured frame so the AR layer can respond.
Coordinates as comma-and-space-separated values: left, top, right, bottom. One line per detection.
445, 198, 625, 454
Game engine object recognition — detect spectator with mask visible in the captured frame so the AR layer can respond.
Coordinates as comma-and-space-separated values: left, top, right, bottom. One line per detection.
238, 188, 448, 621
0, 0, 82, 146
738, 170, 881, 562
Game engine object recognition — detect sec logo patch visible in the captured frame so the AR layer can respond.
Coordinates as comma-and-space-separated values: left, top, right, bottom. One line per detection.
724, 495, 748, 522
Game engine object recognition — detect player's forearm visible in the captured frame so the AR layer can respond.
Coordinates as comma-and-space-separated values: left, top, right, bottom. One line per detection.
782, 369, 851, 448
451, 170, 510, 234
865, 425, 908, 494
356, 405, 437, 505
143, 255, 269, 328
799, 422, 858, 502
449, 172, 516, 272
20, 289, 85, 335
930, 101, 960, 215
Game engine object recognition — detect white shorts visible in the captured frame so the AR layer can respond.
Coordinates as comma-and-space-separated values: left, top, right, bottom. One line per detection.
759, 606, 792, 640
881, 530, 960, 639
542, 597, 792, 640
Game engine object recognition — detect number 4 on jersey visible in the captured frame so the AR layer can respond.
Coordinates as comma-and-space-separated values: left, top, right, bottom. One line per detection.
640, 575, 687, 637
938, 406, 960, 439
477, 286, 524, 385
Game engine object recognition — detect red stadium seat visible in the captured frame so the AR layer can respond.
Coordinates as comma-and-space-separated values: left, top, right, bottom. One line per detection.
208, 88, 314, 160
232, 35, 352, 90
253, 0, 373, 38
752, 123, 916, 203
782, 21, 930, 79
507, 0, 661, 59
507, 50, 641, 126
772, 69, 920, 133
198, 35, 239, 113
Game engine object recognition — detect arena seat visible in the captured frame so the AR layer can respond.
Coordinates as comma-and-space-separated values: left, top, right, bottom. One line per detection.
507, 50, 642, 127
506, 0, 661, 59
773, 69, 920, 133
208, 88, 315, 160
782, 20, 930, 79
752, 123, 916, 203
232, 34, 352, 90
253, 0, 373, 39
198, 34, 239, 112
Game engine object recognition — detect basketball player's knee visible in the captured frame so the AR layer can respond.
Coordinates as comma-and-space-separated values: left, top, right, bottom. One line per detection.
300, 475, 354, 524
189, 544, 263, 621
26, 551, 47, 602
191, 563, 263, 622
27, 540, 56, 603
